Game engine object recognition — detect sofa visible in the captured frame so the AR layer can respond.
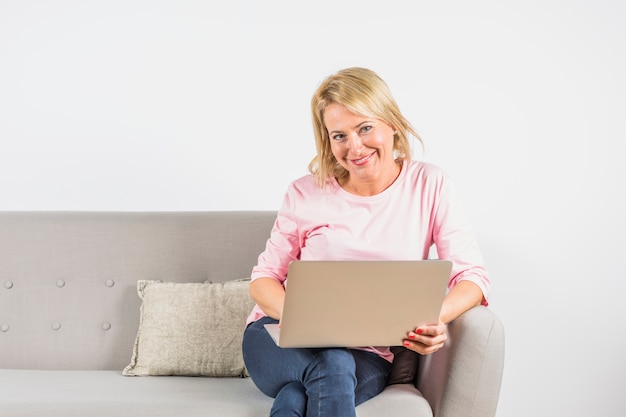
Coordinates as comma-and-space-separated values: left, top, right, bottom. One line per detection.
0, 211, 505, 417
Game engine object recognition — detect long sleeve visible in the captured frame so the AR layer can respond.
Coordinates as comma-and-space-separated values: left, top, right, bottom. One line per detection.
430, 170, 490, 305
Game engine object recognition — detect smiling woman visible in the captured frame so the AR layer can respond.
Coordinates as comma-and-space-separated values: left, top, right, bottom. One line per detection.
241, 67, 490, 417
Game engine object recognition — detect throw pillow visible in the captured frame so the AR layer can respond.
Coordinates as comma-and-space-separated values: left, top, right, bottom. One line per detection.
387, 346, 421, 385
123, 278, 254, 377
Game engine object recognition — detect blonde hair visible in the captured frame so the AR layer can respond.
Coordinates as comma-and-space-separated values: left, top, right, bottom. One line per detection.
308, 67, 421, 187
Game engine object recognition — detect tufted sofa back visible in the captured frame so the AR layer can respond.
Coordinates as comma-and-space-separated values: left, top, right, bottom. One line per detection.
0, 211, 276, 371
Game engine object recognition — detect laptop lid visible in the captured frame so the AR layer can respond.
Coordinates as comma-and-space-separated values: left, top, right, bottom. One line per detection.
264, 259, 452, 348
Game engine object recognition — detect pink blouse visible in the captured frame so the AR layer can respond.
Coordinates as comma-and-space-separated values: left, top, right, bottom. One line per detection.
246, 160, 490, 361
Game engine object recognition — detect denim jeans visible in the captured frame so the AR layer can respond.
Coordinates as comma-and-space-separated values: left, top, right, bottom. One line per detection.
242, 316, 392, 417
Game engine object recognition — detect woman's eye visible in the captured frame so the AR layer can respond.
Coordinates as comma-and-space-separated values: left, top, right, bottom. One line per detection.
360, 125, 372, 134
332, 134, 346, 141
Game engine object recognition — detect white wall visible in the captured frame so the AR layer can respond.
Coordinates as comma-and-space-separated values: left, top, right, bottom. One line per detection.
1, 1, 625, 415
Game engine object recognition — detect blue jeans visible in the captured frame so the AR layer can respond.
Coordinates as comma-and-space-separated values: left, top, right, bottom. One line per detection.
242, 317, 392, 417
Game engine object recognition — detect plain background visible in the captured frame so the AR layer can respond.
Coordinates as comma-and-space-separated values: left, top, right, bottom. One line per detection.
1, 1, 625, 415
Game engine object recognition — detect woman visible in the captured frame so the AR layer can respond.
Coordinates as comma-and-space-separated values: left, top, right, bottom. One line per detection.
242, 67, 490, 417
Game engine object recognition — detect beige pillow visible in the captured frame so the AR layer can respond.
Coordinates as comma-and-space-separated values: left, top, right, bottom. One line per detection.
123, 279, 254, 377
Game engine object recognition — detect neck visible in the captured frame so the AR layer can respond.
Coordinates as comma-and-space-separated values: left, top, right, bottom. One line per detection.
340, 161, 402, 196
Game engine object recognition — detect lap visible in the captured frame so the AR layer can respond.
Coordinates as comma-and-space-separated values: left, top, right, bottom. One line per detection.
242, 316, 391, 403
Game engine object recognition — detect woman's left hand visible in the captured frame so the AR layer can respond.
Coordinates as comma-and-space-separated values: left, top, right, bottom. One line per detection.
402, 321, 447, 355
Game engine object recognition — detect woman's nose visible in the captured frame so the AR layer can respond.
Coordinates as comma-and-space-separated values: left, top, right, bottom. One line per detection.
347, 133, 364, 153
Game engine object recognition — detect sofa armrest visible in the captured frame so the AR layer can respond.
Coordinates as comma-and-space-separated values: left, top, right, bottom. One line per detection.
415, 306, 505, 417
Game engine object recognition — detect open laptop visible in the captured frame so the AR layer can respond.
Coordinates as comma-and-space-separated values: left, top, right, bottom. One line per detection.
264, 259, 452, 348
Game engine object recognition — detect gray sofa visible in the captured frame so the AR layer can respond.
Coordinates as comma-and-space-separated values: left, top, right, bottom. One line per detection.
0, 211, 505, 417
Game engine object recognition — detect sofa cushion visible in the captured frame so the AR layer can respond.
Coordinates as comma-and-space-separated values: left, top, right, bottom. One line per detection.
0, 370, 432, 417
1, 370, 273, 417
123, 279, 254, 377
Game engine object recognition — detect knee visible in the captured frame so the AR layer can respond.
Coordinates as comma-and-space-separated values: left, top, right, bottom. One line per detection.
320, 349, 356, 372
272, 382, 306, 417
308, 349, 357, 385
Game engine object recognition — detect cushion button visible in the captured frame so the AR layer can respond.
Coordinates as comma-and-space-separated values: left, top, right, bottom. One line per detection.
52, 322, 61, 331
105, 279, 115, 288
0, 324, 9, 332
102, 322, 112, 330
56, 279, 66, 288
4, 281, 13, 289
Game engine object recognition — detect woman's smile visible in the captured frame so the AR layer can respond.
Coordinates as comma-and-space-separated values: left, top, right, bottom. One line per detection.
348, 152, 375, 166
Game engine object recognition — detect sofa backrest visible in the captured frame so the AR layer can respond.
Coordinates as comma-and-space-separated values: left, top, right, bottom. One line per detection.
0, 211, 276, 371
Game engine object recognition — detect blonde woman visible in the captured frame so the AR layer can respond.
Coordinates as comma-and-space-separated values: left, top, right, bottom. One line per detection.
242, 67, 489, 417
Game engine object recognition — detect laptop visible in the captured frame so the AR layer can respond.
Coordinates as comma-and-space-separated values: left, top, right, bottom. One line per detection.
264, 259, 452, 348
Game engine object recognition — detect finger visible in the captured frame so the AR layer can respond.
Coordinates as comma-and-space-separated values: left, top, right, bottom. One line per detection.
407, 329, 447, 343
407, 328, 447, 347
411, 322, 446, 337
402, 339, 444, 355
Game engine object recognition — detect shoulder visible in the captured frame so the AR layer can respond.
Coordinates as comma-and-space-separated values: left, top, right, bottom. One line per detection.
282, 174, 336, 204
288, 173, 320, 193
404, 159, 449, 184
287, 173, 338, 196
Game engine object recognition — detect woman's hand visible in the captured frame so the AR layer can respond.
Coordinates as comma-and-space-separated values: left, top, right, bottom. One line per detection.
402, 321, 447, 355
402, 280, 483, 355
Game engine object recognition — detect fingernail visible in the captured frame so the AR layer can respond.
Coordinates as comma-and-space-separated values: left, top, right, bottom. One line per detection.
416, 329, 423, 335
403, 341, 411, 347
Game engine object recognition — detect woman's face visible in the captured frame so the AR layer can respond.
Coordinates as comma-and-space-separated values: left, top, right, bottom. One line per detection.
324, 103, 397, 194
